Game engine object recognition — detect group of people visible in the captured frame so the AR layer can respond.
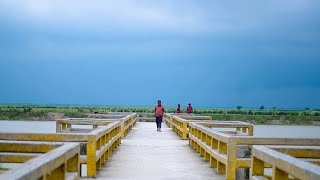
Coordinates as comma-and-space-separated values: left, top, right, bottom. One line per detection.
175, 103, 193, 114
154, 100, 193, 132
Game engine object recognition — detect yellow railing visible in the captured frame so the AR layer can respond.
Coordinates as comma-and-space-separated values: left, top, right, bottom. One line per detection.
86, 121, 121, 177
176, 115, 212, 120
87, 113, 127, 119
56, 113, 137, 138
164, 113, 251, 140
0, 141, 80, 180
136, 113, 155, 122
0, 121, 122, 178
121, 113, 136, 137
165, 113, 213, 139
189, 122, 320, 180
56, 118, 112, 132
251, 146, 320, 180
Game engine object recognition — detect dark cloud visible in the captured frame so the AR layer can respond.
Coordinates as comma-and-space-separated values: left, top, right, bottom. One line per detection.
0, 1, 320, 108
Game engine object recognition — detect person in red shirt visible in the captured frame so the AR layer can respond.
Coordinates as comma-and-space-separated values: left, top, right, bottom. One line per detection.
154, 100, 165, 132
187, 103, 193, 114
176, 104, 181, 113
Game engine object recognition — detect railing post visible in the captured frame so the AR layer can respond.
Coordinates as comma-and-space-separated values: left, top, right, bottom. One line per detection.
67, 154, 80, 173
121, 121, 125, 138
217, 141, 227, 174
200, 132, 205, 157
56, 120, 61, 132
242, 128, 247, 134
62, 123, 67, 130
182, 122, 188, 140
248, 125, 254, 136
204, 134, 211, 162
87, 135, 97, 177
272, 167, 288, 180
46, 164, 65, 180
189, 126, 192, 145
226, 138, 237, 180
251, 156, 265, 177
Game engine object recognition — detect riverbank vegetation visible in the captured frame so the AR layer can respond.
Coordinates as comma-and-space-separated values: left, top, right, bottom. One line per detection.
0, 105, 319, 125
0, 165, 9, 170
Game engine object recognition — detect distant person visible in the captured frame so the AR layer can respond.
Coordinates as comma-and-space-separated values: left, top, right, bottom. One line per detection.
176, 104, 181, 113
154, 100, 165, 132
187, 103, 193, 114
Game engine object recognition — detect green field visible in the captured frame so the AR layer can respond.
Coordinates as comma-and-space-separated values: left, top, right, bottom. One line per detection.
0, 105, 319, 125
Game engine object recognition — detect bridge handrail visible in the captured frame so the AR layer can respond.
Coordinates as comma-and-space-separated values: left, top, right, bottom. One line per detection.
0, 142, 80, 180
165, 113, 253, 140
189, 122, 320, 180
56, 113, 137, 138
165, 113, 214, 139
175, 115, 212, 120
251, 145, 320, 180
121, 113, 137, 138
87, 114, 128, 119
86, 121, 122, 177
0, 121, 123, 178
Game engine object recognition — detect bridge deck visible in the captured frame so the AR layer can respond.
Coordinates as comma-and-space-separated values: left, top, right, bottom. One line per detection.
88, 122, 224, 179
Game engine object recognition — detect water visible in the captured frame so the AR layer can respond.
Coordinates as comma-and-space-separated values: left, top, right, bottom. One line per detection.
254, 125, 320, 138
0, 121, 56, 133
0, 120, 92, 133
0, 120, 319, 138
212, 125, 320, 138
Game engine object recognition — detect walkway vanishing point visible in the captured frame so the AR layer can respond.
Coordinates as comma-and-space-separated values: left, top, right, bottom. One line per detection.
0, 113, 320, 180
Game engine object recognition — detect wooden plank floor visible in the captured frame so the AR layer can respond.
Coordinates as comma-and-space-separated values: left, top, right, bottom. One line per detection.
86, 122, 224, 179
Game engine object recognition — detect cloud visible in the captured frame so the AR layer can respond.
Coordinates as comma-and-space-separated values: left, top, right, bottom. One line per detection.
0, 0, 210, 34
1, 0, 319, 37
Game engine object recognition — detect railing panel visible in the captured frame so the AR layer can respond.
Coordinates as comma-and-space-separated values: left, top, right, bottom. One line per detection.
251, 146, 320, 180
0, 120, 125, 178
0, 142, 80, 180
188, 122, 320, 180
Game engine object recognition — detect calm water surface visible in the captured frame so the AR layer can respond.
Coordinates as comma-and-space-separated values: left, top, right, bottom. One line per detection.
0, 120, 319, 138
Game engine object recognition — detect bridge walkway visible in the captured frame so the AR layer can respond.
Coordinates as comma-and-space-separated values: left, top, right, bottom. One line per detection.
89, 122, 224, 179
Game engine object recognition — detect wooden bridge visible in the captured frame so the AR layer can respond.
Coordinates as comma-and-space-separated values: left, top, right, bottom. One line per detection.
0, 113, 319, 180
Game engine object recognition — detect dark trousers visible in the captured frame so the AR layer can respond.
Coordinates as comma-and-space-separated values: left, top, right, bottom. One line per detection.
156, 117, 163, 128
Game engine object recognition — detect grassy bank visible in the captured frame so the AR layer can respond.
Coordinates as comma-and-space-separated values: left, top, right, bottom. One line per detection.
0, 105, 319, 125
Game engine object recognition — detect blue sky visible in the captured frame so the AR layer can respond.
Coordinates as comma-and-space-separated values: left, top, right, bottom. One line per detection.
0, 0, 320, 108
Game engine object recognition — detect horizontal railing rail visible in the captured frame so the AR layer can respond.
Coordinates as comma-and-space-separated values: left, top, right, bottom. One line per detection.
251, 145, 320, 180
0, 141, 80, 180
87, 113, 128, 119
175, 115, 212, 120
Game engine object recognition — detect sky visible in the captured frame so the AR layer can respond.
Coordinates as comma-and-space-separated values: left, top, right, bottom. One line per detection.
0, 0, 320, 109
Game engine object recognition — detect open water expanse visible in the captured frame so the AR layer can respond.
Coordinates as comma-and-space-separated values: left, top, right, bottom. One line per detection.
0, 120, 319, 138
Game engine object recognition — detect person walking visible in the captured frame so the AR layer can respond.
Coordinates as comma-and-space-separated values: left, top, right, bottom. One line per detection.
154, 100, 165, 132
187, 103, 193, 114
176, 104, 181, 113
